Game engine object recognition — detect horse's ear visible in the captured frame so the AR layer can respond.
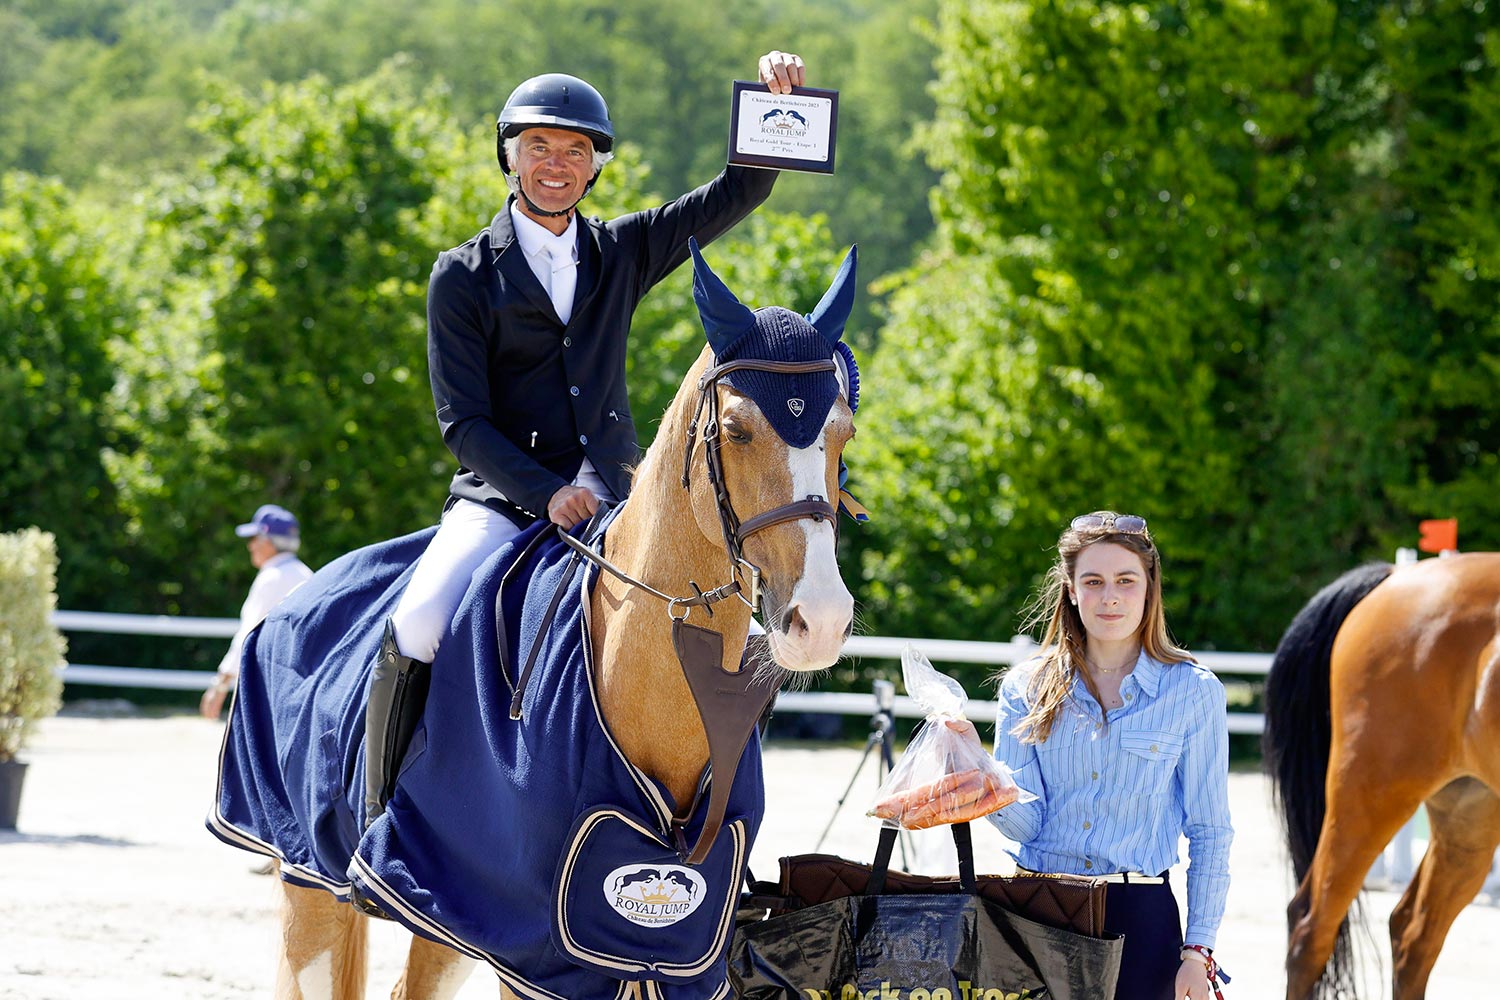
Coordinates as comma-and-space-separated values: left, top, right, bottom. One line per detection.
805, 244, 858, 346
690, 237, 756, 356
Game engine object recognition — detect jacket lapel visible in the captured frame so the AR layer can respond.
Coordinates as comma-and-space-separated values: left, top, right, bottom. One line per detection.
490, 200, 559, 319
568, 219, 602, 324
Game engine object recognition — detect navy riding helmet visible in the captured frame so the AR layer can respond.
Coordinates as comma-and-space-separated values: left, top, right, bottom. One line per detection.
496, 73, 614, 175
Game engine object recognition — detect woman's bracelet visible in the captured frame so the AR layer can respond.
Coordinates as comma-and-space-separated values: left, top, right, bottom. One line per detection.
1180, 944, 1230, 999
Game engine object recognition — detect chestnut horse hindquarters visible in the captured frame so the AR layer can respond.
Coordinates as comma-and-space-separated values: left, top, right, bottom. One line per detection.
209, 509, 765, 1000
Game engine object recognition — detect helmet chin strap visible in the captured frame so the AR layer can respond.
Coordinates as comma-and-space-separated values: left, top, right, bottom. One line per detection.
517, 187, 575, 219
512, 172, 589, 220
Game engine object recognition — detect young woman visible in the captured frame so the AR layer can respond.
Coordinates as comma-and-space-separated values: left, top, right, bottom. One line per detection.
989, 512, 1233, 1000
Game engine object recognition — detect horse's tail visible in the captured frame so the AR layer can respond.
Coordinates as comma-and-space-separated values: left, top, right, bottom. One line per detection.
1263, 562, 1391, 876
1262, 561, 1392, 995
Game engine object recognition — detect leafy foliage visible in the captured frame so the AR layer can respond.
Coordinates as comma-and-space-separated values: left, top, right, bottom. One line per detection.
7, 0, 1500, 696
848, 0, 1500, 684
0, 173, 134, 611
0, 529, 66, 762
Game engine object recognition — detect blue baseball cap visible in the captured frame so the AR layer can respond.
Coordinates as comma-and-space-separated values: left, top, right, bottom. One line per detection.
235, 504, 299, 538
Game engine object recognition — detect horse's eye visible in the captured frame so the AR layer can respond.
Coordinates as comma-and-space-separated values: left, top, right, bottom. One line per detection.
725, 426, 752, 445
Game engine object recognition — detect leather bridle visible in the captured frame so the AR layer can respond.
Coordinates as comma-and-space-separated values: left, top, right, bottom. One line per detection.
558, 354, 842, 622
678, 356, 840, 617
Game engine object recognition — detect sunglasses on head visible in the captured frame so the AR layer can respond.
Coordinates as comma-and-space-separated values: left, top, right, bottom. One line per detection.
1070, 513, 1149, 535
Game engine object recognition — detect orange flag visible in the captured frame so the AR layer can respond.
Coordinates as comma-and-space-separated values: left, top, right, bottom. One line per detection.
1418, 518, 1458, 553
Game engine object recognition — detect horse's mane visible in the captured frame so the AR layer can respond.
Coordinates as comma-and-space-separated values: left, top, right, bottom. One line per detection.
625, 347, 712, 498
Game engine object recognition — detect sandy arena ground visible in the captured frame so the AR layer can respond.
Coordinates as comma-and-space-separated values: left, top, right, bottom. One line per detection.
3, 707, 1499, 999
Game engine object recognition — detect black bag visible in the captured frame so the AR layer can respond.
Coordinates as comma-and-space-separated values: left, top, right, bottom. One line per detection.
730, 824, 1123, 1000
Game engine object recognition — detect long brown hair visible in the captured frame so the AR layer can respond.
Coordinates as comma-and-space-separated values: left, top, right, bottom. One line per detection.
1011, 511, 1191, 743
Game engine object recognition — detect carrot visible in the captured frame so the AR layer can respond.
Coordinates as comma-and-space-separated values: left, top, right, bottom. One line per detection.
870, 768, 1019, 829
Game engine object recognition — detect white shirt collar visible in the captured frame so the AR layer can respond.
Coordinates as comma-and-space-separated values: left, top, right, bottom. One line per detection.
509, 202, 577, 264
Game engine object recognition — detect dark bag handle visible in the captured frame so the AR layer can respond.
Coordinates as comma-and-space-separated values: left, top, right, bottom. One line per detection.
867, 822, 977, 896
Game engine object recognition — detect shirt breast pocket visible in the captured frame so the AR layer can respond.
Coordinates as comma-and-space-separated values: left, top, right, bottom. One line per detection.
1119, 729, 1184, 797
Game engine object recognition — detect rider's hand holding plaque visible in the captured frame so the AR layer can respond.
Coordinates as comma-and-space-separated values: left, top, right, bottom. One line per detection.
729, 79, 839, 175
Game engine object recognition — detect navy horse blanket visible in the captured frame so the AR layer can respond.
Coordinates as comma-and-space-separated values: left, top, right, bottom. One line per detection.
209, 510, 764, 1000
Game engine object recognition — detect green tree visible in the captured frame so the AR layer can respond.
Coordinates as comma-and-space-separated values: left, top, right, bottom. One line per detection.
106, 66, 480, 616
0, 173, 134, 611
1375, 1, 1500, 550
847, 0, 1480, 666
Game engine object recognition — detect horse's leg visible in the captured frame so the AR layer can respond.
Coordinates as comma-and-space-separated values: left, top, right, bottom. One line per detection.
274, 881, 369, 1000
389, 934, 476, 1000
1286, 777, 1429, 999
1388, 778, 1500, 999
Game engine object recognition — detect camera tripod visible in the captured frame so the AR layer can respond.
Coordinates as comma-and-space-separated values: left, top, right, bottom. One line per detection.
814, 679, 914, 868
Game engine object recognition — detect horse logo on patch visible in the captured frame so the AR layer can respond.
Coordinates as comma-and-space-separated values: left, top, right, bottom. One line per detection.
603, 864, 706, 928
787, 398, 805, 417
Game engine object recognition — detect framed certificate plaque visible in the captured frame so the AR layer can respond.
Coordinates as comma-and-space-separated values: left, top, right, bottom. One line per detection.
727, 82, 839, 174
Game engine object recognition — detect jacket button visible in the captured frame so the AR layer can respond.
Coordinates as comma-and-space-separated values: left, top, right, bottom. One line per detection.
563, 337, 572, 347
570, 386, 580, 396
579, 435, 588, 445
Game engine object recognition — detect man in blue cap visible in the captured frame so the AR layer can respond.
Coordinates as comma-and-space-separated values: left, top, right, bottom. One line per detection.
200, 504, 314, 719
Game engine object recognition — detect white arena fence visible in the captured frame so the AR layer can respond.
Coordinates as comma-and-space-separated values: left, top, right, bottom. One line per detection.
50, 610, 1269, 732
47, 607, 1498, 904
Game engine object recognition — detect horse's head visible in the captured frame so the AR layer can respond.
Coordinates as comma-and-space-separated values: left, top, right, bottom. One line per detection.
682, 239, 859, 672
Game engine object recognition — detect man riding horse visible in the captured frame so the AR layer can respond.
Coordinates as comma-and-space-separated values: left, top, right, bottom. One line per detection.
367, 50, 812, 851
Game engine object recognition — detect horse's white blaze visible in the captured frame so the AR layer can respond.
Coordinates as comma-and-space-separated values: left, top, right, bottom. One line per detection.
771, 423, 853, 671
295, 950, 334, 1000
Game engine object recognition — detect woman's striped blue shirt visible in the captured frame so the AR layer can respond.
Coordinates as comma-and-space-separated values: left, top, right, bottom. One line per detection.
987, 651, 1233, 947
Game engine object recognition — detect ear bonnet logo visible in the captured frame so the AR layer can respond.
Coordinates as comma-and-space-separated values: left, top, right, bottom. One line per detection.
603, 863, 707, 927
759, 107, 811, 137
787, 398, 806, 417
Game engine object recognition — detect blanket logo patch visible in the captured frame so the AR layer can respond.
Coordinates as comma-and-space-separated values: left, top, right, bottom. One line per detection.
603, 863, 707, 927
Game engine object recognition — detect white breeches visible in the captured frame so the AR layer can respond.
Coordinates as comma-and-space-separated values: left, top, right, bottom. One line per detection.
390, 461, 611, 662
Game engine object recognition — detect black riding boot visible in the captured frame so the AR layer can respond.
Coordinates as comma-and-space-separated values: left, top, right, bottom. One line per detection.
353, 620, 430, 919
363, 619, 432, 829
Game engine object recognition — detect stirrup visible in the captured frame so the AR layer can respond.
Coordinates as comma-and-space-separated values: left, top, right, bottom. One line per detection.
349, 883, 393, 921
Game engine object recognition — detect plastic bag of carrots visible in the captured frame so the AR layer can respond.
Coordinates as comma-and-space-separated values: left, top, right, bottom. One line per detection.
867, 645, 1034, 831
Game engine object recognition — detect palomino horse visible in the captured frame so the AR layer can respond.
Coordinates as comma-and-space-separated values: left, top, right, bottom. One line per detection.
210, 240, 862, 999
1263, 553, 1500, 999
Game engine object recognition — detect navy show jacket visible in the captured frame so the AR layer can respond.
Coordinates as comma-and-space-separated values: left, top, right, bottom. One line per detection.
427, 165, 777, 524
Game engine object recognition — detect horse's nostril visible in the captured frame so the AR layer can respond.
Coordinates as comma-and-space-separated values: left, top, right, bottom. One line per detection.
778, 607, 794, 634
842, 621, 853, 641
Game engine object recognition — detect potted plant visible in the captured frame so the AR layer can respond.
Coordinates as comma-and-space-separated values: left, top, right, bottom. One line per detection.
0, 527, 66, 830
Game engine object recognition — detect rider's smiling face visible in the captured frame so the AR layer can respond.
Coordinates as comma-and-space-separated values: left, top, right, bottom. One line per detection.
513, 127, 595, 221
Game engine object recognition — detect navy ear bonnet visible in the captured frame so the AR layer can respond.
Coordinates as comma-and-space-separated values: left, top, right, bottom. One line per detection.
689, 238, 860, 449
